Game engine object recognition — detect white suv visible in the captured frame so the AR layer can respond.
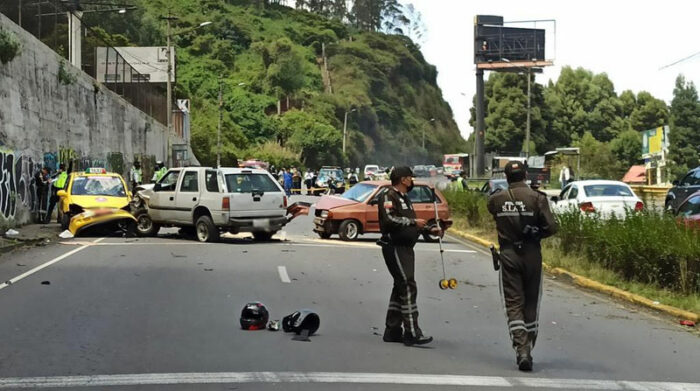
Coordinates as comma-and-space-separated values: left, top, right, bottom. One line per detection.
133, 167, 308, 242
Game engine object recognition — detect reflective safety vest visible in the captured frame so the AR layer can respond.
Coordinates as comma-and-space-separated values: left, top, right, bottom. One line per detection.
155, 167, 168, 181
53, 171, 68, 189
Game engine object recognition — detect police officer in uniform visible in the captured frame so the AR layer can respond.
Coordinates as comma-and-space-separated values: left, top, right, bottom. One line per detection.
487, 161, 558, 371
45, 163, 68, 224
378, 166, 442, 346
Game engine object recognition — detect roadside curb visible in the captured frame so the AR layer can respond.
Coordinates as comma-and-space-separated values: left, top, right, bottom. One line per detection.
449, 228, 700, 323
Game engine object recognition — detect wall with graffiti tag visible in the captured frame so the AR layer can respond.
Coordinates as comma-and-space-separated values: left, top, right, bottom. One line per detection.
0, 12, 197, 227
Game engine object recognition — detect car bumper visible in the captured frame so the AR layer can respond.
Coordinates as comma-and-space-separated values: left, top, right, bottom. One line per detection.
228, 216, 288, 233
70, 210, 136, 236
313, 217, 334, 234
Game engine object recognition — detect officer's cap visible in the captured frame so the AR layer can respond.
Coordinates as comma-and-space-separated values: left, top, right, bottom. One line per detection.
390, 166, 414, 182
505, 160, 528, 183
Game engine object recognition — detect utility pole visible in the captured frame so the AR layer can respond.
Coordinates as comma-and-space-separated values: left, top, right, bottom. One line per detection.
217, 79, 223, 168
475, 69, 485, 177
343, 108, 356, 154
525, 67, 531, 158
165, 14, 174, 167
422, 117, 435, 150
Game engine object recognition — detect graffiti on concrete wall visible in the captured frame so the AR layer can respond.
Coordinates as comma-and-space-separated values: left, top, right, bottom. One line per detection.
2, 146, 156, 221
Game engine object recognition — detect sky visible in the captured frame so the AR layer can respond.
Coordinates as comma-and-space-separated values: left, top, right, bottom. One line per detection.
400, 0, 700, 140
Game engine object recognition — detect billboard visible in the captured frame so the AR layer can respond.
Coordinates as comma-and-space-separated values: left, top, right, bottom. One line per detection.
95, 46, 175, 83
641, 126, 670, 158
474, 26, 546, 64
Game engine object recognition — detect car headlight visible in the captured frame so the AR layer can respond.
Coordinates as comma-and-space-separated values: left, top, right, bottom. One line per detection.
320, 210, 329, 218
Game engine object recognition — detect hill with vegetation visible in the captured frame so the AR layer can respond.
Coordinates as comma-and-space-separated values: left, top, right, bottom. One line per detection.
77, 0, 466, 168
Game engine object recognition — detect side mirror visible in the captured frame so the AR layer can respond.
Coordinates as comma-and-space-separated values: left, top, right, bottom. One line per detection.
672, 180, 679, 186
550, 196, 559, 203
153, 183, 162, 192
57, 190, 67, 197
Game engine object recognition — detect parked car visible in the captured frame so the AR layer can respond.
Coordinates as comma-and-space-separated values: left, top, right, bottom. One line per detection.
56, 168, 136, 236
665, 166, 700, 212
134, 167, 309, 242
478, 179, 509, 195
550, 180, 643, 218
313, 166, 346, 196
674, 190, 700, 229
363, 164, 380, 179
313, 180, 452, 241
426, 165, 438, 177
412, 165, 429, 177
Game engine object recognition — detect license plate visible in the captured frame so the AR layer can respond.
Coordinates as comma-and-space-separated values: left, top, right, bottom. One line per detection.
253, 219, 268, 228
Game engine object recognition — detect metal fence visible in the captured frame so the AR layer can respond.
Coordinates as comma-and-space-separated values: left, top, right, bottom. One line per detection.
0, 1, 168, 125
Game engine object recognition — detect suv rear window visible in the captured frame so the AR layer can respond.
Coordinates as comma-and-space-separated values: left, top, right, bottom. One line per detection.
225, 173, 280, 193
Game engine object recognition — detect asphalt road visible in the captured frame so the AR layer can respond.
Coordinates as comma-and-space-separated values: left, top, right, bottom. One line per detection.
0, 194, 698, 390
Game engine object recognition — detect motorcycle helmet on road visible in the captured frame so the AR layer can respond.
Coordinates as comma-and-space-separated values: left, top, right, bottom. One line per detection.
240, 302, 270, 330
282, 309, 320, 335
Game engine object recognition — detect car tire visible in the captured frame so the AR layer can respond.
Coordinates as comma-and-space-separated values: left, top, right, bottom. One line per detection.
338, 220, 360, 241
195, 215, 220, 243
253, 231, 275, 241
134, 209, 160, 237
317, 232, 332, 239
60, 213, 71, 230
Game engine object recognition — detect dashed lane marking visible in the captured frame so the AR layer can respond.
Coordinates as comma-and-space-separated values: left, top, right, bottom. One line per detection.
278, 266, 291, 283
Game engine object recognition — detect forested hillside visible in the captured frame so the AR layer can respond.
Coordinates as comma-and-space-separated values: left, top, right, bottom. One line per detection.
77, 0, 467, 168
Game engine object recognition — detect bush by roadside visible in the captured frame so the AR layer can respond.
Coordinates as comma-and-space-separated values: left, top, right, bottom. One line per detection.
443, 188, 700, 312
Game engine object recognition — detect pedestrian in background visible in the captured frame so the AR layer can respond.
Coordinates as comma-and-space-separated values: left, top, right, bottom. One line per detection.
283, 169, 293, 196
487, 161, 558, 371
152, 161, 167, 182
130, 161, 143, 190
34, 167, 49, 222
45, 163, 67, 224
304, 169, 314, 195
292, 168, 302, 195
559, 165, 570, 189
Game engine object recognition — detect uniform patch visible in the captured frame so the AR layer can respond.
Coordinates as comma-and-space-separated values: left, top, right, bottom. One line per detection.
384, 201, 394, 209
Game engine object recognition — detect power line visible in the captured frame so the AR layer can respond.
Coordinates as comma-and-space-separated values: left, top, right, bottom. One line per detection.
659, 50, 700, 70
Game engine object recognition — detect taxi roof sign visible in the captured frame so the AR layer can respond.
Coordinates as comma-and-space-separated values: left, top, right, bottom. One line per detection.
86, 168, 107, 174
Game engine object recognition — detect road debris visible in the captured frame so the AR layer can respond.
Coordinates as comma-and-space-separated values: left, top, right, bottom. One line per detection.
4, 229, 19, 237
41, 281, 50, 285
679, 320, 695, 327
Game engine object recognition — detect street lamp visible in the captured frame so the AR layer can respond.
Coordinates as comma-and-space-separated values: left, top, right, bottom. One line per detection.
502, 58, 532, 158
422, 117, 435, 150
343, 108, 356, 154
217, 82, 247, 168
162, 15, 212, 166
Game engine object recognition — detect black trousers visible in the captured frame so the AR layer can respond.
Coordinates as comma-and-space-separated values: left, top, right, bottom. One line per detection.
45, 193, 59, 224
382, 244, 422, 338
498, 245, 543, 353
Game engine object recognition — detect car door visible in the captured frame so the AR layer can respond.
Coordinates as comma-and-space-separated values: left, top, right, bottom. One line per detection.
365, 186, 389, 232
148, 169, 181, 222
175, 170, 200, 224
675, 170, 700, 210
552, 184, 572, 213
409, 185, 437, 220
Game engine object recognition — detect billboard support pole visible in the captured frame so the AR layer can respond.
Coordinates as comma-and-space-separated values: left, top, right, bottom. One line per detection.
475, 68, 485, 177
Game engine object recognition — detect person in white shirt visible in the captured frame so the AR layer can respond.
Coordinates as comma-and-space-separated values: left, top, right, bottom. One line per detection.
559, 166, 571, 189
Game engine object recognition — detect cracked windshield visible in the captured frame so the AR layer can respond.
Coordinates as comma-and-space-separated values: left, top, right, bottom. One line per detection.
1, 0, 699, 390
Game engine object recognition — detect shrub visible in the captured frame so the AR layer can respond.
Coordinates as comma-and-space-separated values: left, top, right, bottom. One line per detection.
0, 29, 21, 64
443, 189, 494, 230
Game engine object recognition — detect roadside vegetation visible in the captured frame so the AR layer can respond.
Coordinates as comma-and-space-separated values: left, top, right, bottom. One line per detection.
443, 189, 700, 313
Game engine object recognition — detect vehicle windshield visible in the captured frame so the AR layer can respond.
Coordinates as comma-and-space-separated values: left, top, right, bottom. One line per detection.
678, 195, 700, 217
71, 176, 126, 197
444, 156, 458, 164
365, 166, 378, 173
319, 169, 343, 181
584, 184, 634, 197
342, 183, 378, 202
225, 173, 280, 193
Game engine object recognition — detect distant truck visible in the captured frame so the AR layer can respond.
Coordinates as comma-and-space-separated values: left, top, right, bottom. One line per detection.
491, 156, 549, 184
443, 153, 470, 179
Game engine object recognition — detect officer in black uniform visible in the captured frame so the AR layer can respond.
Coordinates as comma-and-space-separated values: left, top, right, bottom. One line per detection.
378, 166, 442, 346
487, 161, 558, 371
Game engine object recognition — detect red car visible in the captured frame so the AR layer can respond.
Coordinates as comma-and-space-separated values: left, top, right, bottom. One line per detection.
313, 181, 452, 241
675, 190, 700, 229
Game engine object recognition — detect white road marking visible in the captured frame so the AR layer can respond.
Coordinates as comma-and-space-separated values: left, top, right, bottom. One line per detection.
0, 237, 104, 291
59, 242, 201, 246
278, 266, 291, 283
0, 372, 697, 390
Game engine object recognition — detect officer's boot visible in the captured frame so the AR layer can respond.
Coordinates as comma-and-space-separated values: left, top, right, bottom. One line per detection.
382, 328, 403, 343
403, 332, 433, 346
516, 346, 533, 372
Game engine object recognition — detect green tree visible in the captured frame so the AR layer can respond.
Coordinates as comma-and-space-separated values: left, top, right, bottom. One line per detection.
282, 110, 343, 167
610, 129, 643, 167
668, 75, 700, 177
630, 91, 669, 131
573, 132, 623, 179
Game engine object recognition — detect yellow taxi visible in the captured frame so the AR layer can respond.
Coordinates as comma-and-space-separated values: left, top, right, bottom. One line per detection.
57, 168, 136, 236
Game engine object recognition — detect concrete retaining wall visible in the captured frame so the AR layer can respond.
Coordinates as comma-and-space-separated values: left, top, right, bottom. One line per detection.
0, 12, 194, 227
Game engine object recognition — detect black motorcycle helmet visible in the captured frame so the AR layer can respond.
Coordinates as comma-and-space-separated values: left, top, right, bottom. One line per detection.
282, 309, 320, 335
240, 302, 270, 330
